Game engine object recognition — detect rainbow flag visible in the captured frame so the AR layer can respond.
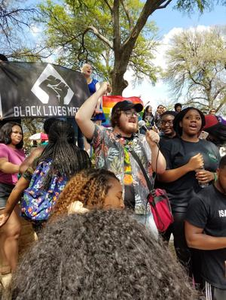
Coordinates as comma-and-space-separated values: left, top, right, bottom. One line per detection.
102, 95, 143, 127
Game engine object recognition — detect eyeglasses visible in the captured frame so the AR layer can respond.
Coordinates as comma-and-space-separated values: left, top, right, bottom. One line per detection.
161, 120, 173, 125
123, 111, 140, 117
12, 131, 23, 135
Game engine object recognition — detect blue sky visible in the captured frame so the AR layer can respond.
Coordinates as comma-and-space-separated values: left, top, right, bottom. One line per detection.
151, 3, 226, 36
123, 3, 226, 110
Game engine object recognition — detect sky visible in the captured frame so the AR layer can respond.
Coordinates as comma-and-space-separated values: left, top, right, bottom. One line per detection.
122, 3, 226, 110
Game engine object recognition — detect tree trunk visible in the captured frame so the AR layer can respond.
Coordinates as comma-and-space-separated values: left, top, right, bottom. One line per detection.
110, 0, 173, 94
111, 62, 129, 95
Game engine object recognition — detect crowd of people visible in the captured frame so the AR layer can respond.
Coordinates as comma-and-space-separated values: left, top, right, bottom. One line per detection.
0, 68, 226, 299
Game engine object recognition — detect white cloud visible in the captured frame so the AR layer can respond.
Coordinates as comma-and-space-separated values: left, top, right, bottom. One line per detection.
30, 25, 42, 35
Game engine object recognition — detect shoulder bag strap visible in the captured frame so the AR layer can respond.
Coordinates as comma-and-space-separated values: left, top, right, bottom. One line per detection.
129, 149, 154, 191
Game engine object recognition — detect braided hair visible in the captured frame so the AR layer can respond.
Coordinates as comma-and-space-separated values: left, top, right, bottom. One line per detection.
52, 168, 119, 219
36, 120, 91, 188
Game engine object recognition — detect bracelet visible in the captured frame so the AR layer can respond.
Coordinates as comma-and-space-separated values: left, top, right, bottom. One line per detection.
213, 172, 218, 182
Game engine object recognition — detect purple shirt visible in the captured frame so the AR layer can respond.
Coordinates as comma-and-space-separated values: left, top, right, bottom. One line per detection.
0, 143, 25, 185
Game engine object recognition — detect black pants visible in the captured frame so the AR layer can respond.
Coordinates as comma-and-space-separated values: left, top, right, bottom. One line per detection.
161, 211, 203, 289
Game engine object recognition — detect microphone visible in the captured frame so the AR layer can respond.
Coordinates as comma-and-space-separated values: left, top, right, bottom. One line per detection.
138, 120, 159, 146
138, 120, 148, 132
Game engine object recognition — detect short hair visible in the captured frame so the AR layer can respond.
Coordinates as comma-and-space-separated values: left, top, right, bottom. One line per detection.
0, 122, 23, 149
0, 54, 8, 61
52, 168, 119, 220
174, 103, 182, 110
81, 63, 91, 73
160, 111, 177, 119
219, 155, 226, 169
12, 210, 196, 300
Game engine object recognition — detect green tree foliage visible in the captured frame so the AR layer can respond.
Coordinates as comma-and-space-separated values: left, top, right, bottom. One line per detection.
175, 0, 226, 13
38, 0, 226, 94
2, 0, 226, 94
164, 27, 226, 114
38, 0, 161, 94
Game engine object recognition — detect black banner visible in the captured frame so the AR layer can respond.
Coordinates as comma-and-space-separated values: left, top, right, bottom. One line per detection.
0, 62, 90, 119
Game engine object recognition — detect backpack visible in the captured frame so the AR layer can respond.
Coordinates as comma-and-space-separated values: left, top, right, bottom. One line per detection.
21, 160, 68, 221
148, 188, 173, 233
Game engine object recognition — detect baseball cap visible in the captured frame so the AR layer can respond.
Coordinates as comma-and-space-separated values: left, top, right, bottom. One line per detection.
112, 100, 143, 116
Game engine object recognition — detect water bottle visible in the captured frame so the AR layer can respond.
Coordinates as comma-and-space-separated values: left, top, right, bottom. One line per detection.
195, 166, 209, 188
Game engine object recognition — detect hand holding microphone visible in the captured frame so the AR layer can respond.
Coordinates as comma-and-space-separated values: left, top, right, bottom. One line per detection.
138, 120, 160, 147
138, 120, 148, 132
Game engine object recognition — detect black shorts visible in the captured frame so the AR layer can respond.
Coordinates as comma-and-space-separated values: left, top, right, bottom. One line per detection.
205, 281, 226, 300
0, 182, 14, 209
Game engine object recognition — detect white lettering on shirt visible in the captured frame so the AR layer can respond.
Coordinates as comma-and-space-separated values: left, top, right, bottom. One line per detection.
219, 210, 226, 217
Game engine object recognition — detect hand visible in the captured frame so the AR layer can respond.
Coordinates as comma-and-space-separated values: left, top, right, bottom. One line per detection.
146, 129, 160, 147
99, 82, 111, 94
94, 108, 102, 114
67, 201, 89, 215
187, 153, 204, 172
195, 170, 214, 184
0, 212, 10, 227
152, 124, 159, 134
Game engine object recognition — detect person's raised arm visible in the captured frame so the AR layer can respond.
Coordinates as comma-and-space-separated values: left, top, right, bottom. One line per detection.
145, 130, 166, 174
75, 82, 111, 139
0, 177, 30, 227
158, 153, 204, 182
185, 221, 226, 250
19, 147, 43, 174
94, 82, 102, 113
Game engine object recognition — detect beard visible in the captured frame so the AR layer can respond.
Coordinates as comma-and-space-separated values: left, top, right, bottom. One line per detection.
117, 120, 138, 135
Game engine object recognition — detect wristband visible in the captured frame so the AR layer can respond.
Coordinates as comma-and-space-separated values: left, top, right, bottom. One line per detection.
213, 172, 218, 182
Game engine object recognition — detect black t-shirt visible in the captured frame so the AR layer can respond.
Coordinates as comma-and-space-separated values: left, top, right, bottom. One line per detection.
186, 185, 226, 289
158, 138, 220, 212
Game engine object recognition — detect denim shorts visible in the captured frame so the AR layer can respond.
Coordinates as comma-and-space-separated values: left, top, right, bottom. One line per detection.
0, 182, 14, 209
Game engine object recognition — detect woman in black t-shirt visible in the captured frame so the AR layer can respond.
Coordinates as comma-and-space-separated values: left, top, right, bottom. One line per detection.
158, 107, 220, 287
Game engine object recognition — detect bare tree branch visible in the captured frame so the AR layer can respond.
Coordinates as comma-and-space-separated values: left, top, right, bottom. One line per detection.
103, 0, 113, 12
84, 26, 113, 49
119, 0, 132, 30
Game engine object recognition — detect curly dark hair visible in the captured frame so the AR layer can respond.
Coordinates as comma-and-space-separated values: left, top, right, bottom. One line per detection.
0, 122, 23, 149
12, 210, 196, 300
52, 168, 119, 220
36, 120, 91, 189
